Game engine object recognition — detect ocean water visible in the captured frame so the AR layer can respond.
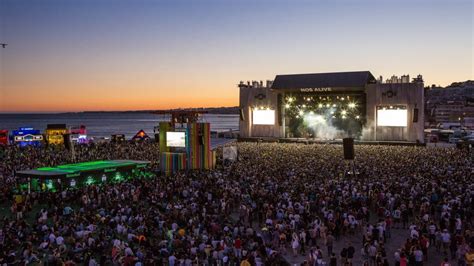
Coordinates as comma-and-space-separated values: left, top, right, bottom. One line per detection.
0, 113, 239, 139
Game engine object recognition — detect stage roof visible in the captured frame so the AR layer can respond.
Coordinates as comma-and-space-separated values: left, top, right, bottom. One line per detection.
271, 71, 376, 90
16, 160, 150, 179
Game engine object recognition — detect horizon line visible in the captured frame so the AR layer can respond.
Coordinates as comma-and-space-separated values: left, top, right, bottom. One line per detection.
0, 106, 240, 115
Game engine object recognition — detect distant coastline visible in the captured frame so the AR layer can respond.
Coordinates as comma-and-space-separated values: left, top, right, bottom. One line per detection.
57, 106, 240, 115
0, 107, 240, 115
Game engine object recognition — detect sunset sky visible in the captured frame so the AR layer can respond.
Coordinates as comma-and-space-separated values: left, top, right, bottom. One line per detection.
0, 0, 472, 113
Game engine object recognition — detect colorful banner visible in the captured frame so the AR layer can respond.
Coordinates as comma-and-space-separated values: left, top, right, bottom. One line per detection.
161, 152, 186, 174
186, 122, 213, 170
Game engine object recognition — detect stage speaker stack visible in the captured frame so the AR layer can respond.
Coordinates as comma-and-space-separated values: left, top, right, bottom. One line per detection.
343, 138, 354, 160
413, 108, 419, 123
63, 133, 71, 150
277, 93, 283, 126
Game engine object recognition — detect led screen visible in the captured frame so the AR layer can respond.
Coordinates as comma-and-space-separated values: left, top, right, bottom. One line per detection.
252, 109, 275, 125
377, 109, 408, 127
166, 131, 186, 147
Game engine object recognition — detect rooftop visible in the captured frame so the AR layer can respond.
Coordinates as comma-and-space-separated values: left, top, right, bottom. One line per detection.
271, 71, 376, 90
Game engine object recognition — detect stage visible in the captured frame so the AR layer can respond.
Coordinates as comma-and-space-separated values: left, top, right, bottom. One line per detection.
239, 71, 425, 143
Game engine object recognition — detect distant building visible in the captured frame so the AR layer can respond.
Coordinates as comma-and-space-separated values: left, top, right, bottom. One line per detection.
425, 80, 474, 129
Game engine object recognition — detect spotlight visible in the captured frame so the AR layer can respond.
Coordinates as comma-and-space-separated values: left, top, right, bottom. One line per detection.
299, 110, 304, 115
326, 104, 331, 108
266, 107, 270, 110
332, 115, 336, 118
330, 111, 335, 115
390, 106, 393, 109
342, 115, 346, 119
285, 104, 290, 108
296, 115, 299, 118
302, 104, 306, 108
288, 97, 294, 103
341, 110, 347, 115
341, 97, 345, 101
348, 103, 356, 109
318, 103, 323, 108
332, 104, 337, 107
356, 115, 360, 119
310, 111, 314, 115
307, 98, 311, 102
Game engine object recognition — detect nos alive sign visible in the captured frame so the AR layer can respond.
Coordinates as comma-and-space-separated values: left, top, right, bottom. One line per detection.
300, 87, 332, 92
296, 87, 365, 93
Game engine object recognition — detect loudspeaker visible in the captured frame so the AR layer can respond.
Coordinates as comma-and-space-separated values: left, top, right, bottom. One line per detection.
63, 134, 71, 150
343, 138, 354, 160
240, 108, 245, 121
413, 108, 419, 123
277, 94, 283, 126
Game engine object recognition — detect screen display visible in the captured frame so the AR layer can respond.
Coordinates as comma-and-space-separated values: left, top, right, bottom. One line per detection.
377, 109, 408, 127
252, 109, 275, 125
166, 131, 186, 147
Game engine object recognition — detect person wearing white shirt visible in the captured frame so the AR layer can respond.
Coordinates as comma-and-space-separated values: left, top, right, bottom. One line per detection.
441, 230, 450, 254
48, 232, 56, 244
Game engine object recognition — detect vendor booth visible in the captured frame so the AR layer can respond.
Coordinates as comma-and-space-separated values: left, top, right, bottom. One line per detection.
12, 127, 43, 147
45, 124, 68, 145
16, 160, 150, 192
0, 130, 8, 145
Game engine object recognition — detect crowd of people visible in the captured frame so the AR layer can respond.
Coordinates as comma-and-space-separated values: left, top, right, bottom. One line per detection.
0, 142, 473, 265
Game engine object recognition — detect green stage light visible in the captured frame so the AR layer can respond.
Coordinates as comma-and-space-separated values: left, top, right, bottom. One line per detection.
285, 104, 290, 108
318, 104, 323, 108
326, 104, 331, 108
46, 180, 54, 190
348, 103, 356, 108
341, 110, 347, 115
115, 172, 123, 182
86, 176, 94, 185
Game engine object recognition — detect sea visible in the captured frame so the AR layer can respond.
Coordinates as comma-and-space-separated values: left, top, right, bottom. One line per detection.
0, 113, 239, 139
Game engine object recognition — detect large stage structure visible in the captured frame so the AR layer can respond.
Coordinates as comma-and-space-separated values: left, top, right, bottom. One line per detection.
239, 71, 425, 143
154, 111, 216, 174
